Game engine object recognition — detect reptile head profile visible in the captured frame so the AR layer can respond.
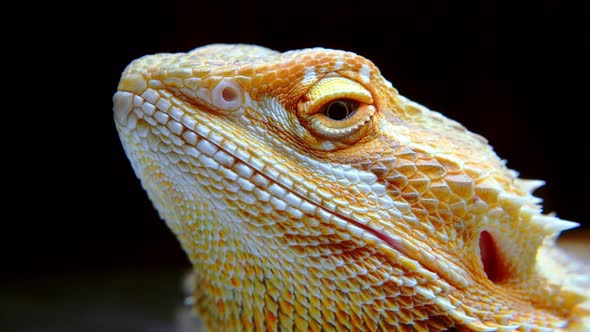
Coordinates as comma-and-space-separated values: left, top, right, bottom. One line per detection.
114, 44, 589, 331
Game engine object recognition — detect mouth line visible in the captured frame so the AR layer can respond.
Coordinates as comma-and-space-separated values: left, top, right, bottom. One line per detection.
115, 89, 464, 286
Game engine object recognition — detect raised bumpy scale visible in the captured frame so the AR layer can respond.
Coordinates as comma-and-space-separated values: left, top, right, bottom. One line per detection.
113, 44, 589, 331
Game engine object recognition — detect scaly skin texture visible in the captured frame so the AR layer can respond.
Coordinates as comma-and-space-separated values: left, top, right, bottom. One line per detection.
113, 44, 589, 331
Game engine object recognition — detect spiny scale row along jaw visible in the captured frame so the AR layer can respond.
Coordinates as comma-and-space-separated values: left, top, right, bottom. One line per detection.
114, 44, 589, 331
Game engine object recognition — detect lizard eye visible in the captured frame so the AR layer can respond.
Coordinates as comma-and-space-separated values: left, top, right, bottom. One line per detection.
300, 77, 375, 140
321, 100, 358, 120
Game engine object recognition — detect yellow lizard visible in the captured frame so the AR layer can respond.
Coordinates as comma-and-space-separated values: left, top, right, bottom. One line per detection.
113, 44, 589, 331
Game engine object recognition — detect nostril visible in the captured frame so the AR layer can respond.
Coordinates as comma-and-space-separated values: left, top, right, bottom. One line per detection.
211, 78, 243, 112
222, 86, 238, 103
479, 230, 508, 283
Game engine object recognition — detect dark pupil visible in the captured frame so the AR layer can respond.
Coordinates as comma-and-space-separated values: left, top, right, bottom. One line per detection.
325, 101, 352, 120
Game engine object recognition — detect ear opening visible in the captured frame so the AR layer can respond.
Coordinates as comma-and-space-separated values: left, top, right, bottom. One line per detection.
479, 230, 509, 283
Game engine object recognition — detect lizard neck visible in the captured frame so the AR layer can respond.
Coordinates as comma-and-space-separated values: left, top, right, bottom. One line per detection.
171, 202, 282, 330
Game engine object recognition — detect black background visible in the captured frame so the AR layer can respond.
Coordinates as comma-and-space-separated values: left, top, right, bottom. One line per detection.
5, 0, 588, 280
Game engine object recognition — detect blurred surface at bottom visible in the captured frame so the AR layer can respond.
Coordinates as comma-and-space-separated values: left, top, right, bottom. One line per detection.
1, 268, 204, 332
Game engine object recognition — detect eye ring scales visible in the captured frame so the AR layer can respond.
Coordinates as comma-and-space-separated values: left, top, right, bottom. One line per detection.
300, 77, 376, 140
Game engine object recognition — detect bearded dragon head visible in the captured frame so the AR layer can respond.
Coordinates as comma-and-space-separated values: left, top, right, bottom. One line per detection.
114, 44, 589, 331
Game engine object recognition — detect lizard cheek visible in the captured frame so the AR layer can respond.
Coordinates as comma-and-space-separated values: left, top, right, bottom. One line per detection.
479, 230, 508, 283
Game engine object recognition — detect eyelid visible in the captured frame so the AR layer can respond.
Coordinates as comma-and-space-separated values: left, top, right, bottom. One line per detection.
299, 77, 376, 140
299, 77, 373, 117
309, 104, 376, 139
